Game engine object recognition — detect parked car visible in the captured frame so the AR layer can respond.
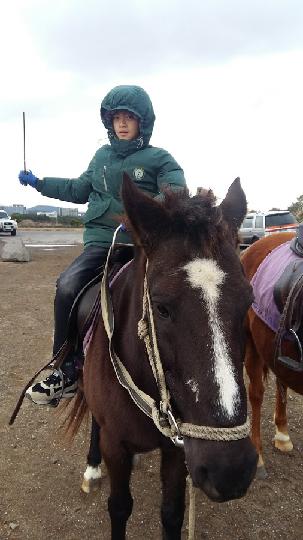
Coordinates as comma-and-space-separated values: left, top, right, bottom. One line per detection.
0, 210, 18, 236
239, 210, 298, 248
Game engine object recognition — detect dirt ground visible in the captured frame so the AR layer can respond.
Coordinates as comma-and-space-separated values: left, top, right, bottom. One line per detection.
0, 245, 303, 540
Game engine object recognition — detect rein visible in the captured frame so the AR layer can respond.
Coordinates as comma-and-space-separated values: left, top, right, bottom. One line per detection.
101, 226, 250, 446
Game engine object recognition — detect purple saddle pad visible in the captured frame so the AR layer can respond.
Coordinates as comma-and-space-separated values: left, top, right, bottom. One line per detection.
251, 241, 301, 334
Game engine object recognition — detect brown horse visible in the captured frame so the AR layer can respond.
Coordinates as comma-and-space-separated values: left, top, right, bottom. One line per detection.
241, 231, 303, 478
70, 175, 257, 539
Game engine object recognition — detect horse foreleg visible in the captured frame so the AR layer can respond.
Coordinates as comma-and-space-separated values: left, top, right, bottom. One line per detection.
105, 450, 133, 540
81, 415, 103, 494
245, 336, 267, 479
160, 445, 187, 540
273, 379, 293, 452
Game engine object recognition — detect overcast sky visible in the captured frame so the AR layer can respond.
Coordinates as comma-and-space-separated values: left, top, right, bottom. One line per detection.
1, 0, 303, 211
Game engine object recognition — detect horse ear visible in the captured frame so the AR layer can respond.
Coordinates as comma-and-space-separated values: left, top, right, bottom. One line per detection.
121, 173, 170, 251
219, 177, 247, 230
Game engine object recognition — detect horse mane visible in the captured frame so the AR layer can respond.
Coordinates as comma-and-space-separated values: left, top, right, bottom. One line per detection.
162, 186, 218, 224
154, 187, 227, 252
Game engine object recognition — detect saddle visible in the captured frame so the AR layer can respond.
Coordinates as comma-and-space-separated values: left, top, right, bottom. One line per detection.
273, 244, 303, 372
62, 245, 135, 367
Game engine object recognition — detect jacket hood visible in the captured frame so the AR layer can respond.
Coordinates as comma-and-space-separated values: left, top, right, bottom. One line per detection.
100, 85, 155, 157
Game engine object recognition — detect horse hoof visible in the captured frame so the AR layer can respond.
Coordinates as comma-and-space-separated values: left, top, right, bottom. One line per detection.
81, 465, 102, 494
81, 476, 102, 494
256, 464, 268, 480
273, 438, 294, 453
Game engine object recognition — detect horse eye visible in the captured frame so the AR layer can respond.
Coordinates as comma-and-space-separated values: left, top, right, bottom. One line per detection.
156, 304, 170, 319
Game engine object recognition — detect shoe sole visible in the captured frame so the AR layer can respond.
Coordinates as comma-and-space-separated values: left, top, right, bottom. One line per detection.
25, 388, 77, 406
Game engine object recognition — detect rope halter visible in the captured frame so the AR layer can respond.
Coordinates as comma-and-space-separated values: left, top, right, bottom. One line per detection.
101, 226, 250, 447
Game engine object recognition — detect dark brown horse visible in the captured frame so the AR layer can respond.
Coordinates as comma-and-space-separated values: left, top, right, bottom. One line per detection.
70, 175, 257, 539
241, 231, 303, 478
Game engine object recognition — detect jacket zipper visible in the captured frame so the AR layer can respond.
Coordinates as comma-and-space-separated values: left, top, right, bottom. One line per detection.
103, 166, 108, 191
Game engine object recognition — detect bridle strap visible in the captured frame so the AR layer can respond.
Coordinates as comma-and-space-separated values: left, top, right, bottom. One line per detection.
138, 264, 171, 412
101, 229, 174, 438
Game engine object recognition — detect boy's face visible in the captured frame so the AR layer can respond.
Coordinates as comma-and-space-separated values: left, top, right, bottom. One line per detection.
112, 110, 139, 141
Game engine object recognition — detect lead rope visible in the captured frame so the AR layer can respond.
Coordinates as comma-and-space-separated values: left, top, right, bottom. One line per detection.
138, 262, 171, 414
139, 288, 197, 538
187, 476, 196, 540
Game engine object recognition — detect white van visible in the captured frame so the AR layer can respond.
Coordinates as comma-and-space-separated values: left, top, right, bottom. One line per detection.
240, 211, 298, 247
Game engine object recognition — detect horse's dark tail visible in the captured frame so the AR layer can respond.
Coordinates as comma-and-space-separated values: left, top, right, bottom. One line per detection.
58, 382, 89, 442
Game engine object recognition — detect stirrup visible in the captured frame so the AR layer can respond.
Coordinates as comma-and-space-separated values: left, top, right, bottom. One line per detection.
277, 329, 303, 372
277, 356, 303, 372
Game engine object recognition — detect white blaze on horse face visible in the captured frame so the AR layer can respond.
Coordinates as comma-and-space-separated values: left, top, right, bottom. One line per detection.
184, 258, 240, 418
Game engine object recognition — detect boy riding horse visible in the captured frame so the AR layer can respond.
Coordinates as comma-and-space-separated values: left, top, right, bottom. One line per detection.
18, 85, 186, 405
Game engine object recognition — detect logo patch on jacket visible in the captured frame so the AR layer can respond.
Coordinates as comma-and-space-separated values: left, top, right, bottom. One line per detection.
133, 167, 145, 180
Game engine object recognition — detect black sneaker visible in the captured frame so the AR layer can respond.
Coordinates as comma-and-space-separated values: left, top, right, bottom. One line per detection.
25, 369, 78, 405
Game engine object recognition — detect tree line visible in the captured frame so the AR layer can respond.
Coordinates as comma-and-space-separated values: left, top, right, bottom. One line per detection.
11, 213, 84, 228
288, 195, 303, 222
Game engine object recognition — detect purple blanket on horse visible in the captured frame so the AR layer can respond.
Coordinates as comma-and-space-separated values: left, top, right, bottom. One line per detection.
251, 241, 300, 333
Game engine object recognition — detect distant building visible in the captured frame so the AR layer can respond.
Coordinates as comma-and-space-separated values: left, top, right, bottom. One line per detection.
12, 204, 27, 215
0, 204, 27, 215
37, 211, 57, 218
1, 204, 82, 217
58, 207, 79, 217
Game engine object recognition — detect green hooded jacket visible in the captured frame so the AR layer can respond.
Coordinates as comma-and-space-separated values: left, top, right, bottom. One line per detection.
36, 85, 186, 248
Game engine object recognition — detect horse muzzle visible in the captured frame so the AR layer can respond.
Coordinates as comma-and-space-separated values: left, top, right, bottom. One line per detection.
184, 437, 258, 502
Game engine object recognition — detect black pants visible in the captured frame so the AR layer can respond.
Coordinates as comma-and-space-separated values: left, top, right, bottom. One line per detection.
53, 245, 109, 358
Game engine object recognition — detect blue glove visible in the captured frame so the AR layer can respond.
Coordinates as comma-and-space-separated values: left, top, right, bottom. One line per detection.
18, 170, 38, 188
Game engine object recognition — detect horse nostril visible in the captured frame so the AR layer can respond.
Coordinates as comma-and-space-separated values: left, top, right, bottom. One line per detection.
192, 465, 223, 500
197, 465, 208, 485
191, 465, 209, 489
